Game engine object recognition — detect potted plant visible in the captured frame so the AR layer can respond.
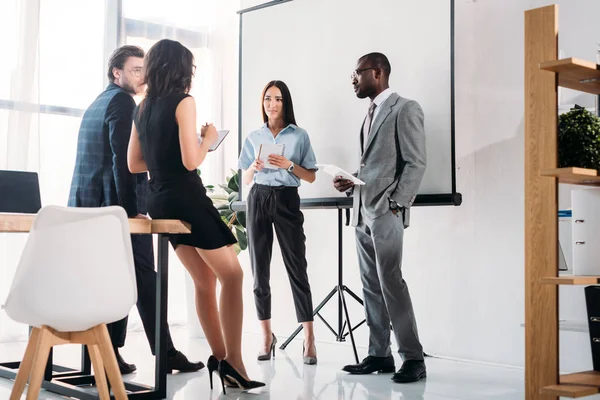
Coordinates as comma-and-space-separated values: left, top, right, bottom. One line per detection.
558, 106, 600, 170
199, 169, 247, 254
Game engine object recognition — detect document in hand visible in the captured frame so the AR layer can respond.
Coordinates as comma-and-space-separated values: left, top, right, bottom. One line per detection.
316, 164, 365, 185
258, 143, 286, 169
197, 130, 230, 152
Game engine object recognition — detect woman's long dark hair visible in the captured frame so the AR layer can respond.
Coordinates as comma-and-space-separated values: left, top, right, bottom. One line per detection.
261, 80, 297, 126
142, 39, 194, 101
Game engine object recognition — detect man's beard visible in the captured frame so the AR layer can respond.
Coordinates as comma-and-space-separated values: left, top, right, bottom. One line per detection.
121, 82, 137, 95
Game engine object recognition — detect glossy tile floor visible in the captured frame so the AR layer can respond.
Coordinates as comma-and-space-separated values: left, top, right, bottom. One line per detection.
0, 328, 526, 399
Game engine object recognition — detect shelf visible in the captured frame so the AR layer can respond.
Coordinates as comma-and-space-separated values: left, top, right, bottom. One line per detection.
562, 371, 600, 386
540, 58, 600, 95
542, 276, 600, 285
520, 320, 588, 333
541, 384, 599, 398
542, 371, 600, 398
540, 167, 600, 186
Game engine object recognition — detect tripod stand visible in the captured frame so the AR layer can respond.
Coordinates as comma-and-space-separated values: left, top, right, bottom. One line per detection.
279, 208, 365, 364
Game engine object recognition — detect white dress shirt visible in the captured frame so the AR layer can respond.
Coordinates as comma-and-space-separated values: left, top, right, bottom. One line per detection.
363, 88, 394, 150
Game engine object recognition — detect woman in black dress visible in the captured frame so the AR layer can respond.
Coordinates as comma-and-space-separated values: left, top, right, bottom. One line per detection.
127, 39, 263, 392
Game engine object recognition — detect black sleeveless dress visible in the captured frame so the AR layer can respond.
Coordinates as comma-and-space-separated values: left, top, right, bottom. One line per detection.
134, 93, 237, 250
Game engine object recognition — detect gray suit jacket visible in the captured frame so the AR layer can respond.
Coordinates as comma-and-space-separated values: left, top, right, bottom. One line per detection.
351, 92, 426, 228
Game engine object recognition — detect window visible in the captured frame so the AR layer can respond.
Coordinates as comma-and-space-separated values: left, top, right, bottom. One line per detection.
0, 0, 110, 342
0, 0, 108, 205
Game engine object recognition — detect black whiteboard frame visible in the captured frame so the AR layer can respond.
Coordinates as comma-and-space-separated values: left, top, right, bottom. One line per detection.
236, 0, 461, 207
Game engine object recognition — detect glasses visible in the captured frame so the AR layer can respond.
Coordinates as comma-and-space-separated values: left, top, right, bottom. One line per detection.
350, 67, 378, 81
129, 68, 143, 77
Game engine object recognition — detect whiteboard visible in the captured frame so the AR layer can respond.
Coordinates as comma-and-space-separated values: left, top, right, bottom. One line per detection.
239, 0, 455, 201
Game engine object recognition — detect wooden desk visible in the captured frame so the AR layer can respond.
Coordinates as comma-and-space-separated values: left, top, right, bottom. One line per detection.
0, 213, 190, 399
0, 213, 191, 234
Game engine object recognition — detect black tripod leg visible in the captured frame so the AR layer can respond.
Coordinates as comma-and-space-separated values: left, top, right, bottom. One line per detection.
343, 286, 364, 306
340, 286, 366, 340
339, 287, 359, 364
280, 287, 338, 350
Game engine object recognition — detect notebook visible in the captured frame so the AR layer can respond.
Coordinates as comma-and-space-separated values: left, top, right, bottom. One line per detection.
258, 143, 285, 169
316, 164, 365, 185
197, 130, 230, 152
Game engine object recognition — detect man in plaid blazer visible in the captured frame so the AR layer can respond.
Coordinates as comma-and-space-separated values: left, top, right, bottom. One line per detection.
68, 45, 203, 375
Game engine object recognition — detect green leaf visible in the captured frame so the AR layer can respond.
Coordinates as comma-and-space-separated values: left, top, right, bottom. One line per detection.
209, 194, 229, 201
219, 209, 233, 219
228, 173, 239, 193
228, 192, 239, 203
235, 226, 248, 250
233, 243, 241, 255
236, 211, 246, 227
216, 203, 230, 210
219, 184, 234, 194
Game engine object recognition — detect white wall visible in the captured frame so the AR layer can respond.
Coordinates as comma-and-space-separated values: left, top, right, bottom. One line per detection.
231, 0, 600, 371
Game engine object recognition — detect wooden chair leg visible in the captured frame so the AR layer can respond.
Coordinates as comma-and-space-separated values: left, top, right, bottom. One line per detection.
9, 327, 41, 400
88, 344, 110, 400
25, 327, 53, 400
93, 325, 128, 400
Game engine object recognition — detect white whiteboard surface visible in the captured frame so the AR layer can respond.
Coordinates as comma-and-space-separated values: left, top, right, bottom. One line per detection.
240, 0, 453, 200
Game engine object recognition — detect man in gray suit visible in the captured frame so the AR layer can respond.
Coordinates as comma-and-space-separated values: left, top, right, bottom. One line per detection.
334, 52, 427, 383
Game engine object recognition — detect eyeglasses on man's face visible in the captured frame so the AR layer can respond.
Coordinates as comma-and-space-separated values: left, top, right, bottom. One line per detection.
129, 67, 143, 78
350, 67, 378, 81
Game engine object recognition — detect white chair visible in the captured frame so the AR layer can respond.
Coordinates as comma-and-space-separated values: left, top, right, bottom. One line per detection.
3, 205, 137, 400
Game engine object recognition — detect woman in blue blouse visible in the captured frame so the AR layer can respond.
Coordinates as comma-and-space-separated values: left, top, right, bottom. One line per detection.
238, 80, 318, 365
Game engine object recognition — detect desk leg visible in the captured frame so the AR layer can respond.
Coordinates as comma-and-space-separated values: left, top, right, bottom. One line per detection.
155, 234, 169, 399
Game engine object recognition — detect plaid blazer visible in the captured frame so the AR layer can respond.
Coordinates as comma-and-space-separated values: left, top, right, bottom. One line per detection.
68, 83, 147, 217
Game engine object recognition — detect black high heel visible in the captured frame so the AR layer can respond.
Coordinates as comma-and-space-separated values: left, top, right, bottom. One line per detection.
218, 359, 265, 394
207, 355, 236, 389
207, 355, 218, 390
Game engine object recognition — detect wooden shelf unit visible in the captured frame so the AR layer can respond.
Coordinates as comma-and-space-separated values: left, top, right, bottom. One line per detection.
524, 4, 600, 399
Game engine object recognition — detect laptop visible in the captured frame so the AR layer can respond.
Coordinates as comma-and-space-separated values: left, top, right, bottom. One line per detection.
0, 170, 42, 213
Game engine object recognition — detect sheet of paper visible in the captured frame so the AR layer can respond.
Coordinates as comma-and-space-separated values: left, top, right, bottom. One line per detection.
316, 164, 365, 185
197, 130, 229, 151
258, 143, 285, 169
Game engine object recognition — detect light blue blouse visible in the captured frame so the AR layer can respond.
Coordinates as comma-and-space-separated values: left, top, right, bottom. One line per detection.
238, 124, 317, 187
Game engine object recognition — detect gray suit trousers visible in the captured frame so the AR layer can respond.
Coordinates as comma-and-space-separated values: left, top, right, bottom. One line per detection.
356, 206, 423, 361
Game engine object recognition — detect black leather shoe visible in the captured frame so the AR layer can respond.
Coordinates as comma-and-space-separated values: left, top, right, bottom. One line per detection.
342, 356, 395, 375
167, 350, 205, 373
392, 360, 426, 383
114, 349, 137, 375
